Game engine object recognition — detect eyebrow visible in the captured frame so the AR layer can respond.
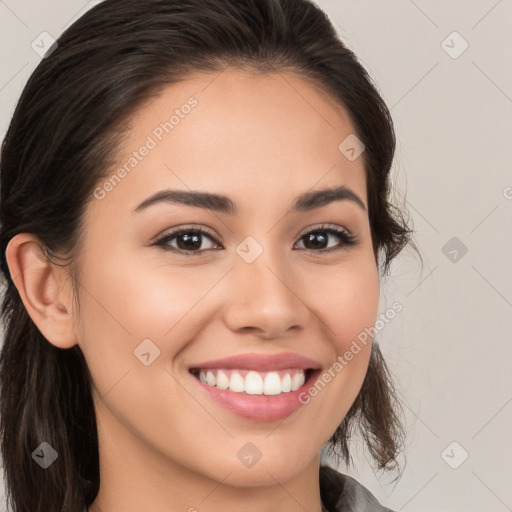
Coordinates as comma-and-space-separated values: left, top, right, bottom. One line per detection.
131, 184, 366, 216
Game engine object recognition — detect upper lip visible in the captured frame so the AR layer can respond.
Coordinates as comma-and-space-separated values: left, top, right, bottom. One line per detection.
188, 352, 321, 372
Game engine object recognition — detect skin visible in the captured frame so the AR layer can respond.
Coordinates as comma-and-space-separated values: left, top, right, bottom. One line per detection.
7, 68, 380, 512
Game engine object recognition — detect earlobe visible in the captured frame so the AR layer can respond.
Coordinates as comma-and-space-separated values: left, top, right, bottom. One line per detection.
5, 233, 78, 349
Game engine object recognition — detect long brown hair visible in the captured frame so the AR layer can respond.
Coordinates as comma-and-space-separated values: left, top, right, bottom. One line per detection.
0, 0, 414, 510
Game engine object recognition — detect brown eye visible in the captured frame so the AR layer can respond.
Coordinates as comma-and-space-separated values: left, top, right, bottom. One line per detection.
295, 225, 357, 253
153, 223, 357, 257
154, 227, 221, 256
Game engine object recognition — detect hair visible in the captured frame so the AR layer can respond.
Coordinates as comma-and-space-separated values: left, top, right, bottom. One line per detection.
0, 0, 415, 510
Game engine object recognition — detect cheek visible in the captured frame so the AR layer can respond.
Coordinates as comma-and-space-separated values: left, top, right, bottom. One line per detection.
80, 251, 217, 345
298, 256, 380, 426
309, 256, 380, 352
74, 251, 210, 396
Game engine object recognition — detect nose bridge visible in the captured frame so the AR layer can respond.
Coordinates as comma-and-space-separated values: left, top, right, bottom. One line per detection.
222, 234, 309, 337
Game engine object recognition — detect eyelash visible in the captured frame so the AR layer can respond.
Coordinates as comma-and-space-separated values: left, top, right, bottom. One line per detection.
153, 223, 357, 257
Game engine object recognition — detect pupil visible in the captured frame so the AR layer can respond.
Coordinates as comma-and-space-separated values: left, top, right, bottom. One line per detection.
178, 233, 201, 250
307, 232, 327, 249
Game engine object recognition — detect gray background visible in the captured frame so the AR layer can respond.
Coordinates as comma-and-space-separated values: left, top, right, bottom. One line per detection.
1, 1, 511, 510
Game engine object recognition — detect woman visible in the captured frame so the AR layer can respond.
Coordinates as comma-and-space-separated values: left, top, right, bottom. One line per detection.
0, 1, 414, 511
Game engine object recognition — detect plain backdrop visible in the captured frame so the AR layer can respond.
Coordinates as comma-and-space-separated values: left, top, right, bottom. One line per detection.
1, 1, 511, 511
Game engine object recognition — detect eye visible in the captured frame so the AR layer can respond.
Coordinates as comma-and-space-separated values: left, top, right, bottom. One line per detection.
294, 224, 357, 254
153, 223, 357, 256
153, 226, 221, 256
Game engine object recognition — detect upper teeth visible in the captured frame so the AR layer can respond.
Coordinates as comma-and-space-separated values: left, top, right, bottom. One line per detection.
197, 369, 306, 395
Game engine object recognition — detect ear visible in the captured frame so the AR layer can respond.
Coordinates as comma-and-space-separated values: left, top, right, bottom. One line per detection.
5, 233, 78, 349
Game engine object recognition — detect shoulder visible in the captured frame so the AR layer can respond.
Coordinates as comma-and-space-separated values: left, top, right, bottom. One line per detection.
319, 464, 395, 512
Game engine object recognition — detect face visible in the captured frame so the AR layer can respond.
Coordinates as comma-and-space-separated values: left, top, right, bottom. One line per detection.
74, 68, 380, 488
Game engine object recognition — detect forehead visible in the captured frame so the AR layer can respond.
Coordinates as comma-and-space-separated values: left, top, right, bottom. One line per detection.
89, 67, 367, 222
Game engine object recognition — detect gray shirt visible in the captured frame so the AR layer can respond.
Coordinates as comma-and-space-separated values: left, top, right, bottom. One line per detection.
320, 465, 395, 512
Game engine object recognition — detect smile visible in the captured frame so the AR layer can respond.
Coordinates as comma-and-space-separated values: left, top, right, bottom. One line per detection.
191, 368, 308, 396
187, 352, 322, 421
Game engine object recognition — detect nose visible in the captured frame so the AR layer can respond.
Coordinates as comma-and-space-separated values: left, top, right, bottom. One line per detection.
222, 247, 310, 339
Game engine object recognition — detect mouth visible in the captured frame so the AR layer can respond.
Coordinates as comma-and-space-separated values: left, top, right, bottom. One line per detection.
186, 352, 322, 421
188, 366, 321, 422
189, 367, 316, 396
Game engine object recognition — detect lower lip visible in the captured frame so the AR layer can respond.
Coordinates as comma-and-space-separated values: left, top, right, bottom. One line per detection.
190, 370, 320, 422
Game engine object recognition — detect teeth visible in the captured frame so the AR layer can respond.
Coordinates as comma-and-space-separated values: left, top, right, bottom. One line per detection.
216, 370, 230, 390
291, 373, 303, 391
245, 371, 263, 394
281, 373, 292, 392
196, 368, 306, 395
206, 371, 216, 386
229, 372, 245, 392
263, 372, 282, 395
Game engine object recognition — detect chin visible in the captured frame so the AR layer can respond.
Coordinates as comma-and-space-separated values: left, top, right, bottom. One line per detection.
206, 449, 314, 488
